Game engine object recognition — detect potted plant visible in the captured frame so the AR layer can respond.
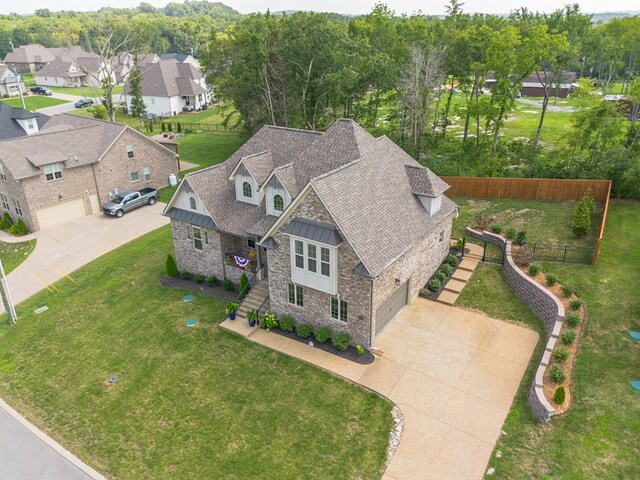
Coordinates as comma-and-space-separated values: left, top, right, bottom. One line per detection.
226, 302, 238, 320
246, 309, 257, 327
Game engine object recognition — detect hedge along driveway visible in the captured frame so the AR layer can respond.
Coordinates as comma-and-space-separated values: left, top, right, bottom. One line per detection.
0, 226, 392, 479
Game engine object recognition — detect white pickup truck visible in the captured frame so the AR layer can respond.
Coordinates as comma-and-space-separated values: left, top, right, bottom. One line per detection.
102, 188, 158, 218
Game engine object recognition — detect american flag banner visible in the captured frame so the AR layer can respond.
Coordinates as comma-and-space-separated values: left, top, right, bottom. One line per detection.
233, 256, 251, 270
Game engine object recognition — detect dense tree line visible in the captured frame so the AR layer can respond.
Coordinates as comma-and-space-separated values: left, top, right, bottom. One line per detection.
206, 3, 640, 198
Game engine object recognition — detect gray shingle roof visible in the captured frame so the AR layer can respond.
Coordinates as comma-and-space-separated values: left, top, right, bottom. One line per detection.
174, 119, 455, 276
122, 59, 205, 97
4, 44, 55, 65
0, 103, 49, 140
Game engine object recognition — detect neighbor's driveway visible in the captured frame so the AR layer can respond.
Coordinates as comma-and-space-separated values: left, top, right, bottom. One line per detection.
241, 298, 539, 480
2, 203, 169, 312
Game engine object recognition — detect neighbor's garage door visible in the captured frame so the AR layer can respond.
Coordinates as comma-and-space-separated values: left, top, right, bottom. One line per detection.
375, 281, 409, 336
36, 197, 87, 229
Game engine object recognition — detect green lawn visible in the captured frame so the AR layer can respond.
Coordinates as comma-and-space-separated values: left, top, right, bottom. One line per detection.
451, 197, 599, 248
49, 85, 123, 98
0, 240, 36, 274
463, 201, 640, 478
1, 96, 68, 110
0, 226, 392, 479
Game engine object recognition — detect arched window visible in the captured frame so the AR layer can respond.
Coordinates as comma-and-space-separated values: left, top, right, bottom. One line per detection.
242, 181, 252, 198
189, 197, 197, 210
273, 194, 284, 212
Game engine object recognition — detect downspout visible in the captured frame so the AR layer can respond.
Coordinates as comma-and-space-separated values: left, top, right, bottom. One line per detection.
91, 162, 103, 208
369, 276, 374, 348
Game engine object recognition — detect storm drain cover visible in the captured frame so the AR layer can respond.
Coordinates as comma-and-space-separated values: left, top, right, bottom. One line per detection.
183, 295, 194, 302
185, 318, 197, 327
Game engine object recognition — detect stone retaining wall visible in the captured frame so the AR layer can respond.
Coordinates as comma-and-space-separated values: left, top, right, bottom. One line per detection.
465, 228, 564, 422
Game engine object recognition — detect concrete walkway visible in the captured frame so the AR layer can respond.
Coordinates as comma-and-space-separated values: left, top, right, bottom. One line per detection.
221, 298, 538, 480
1, 203, 168, 312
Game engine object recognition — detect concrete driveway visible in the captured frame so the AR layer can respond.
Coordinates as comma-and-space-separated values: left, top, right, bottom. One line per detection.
235, 298, 539, 480
2, 203, 169, 312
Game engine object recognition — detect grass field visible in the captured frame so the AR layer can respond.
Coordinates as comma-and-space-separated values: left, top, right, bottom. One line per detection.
0, 240, 36, 274
0, 226, 392, 479
49, 85, 123, 98
451, 197, 599, 248
1, 96, 68, 110
460, 201, 640, 478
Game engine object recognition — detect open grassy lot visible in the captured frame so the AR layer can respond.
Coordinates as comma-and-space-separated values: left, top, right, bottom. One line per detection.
451, 197, 599, 248
462, 201, 640, 478
0, 240, 36, 274
1, 96, 68, 110
48, 85, 123, 98
0, 226, 392, 479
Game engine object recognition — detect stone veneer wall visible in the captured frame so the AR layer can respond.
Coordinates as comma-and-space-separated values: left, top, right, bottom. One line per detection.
465, 227, 565, 423
171, 219, 224, 280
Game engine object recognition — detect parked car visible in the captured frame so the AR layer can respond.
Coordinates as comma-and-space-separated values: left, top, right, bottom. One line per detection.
30, 86, 52, 95
74, 98, 94, 108
102, 188, 158, 218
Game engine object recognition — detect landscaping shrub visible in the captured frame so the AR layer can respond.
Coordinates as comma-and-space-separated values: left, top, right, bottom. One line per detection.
561, 330, 577, 345
332, 331, 351, 351
453, 238, 465, 252
514, 230, 527, 245
206, 275, 219, 287
528, 263, 542, 276
165, 254, 179, 278
549, 364, 566, 384
546, 273, 558, 286
180, 271, 193, 281
260, 312, 278, 331
490, 223, 503, 234
279, 314, 295, 332
445, 254, 458, 267
565, 311, 581, 327
295, 323, 312, 339
239, 272, 250, 298
161, 122, 166, 132
505, 228, 518, 239
572, 188, 595, 238
15, 218, 28, 235
553, 386, 566, 405
561, 284, 574, 297
570, 299, 583, 311
428, 279, 441, 291
440, 264, 453, 277
419, 288, 429, 296
552, 346, 570, 362
194, 274, 205, 284
3, 211, 13, 227
356, 345, 365, 356
148, 120, 153, 132
434, 271, 446, 282
167, 122, 173, 132
222, 277, 234, 291
177, 122, 182, 133
314, 326, 332, 344
7, 225, 17, 235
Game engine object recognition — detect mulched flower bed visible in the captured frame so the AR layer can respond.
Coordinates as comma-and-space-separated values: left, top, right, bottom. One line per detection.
419, 250, 463, 300
263, 326, 375, 365
160, 276, 237, 302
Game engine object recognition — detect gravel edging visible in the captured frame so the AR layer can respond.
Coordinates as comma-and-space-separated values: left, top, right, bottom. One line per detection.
386, 405, 404, 466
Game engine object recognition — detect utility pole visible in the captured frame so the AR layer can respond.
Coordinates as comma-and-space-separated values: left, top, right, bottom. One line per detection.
11, 67, 26, 110
0, 259, 17, 324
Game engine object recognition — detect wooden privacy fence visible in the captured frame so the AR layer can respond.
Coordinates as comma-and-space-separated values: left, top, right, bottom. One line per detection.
443, 176, 612, 265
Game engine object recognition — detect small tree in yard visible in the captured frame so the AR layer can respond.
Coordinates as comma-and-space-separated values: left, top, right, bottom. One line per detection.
572, 188, 595, 238
167, 122, 173, 132
128, 61, 146, 131
177, 122, 182, 133
239, 272, 250, 298
166, 254, 178, 277
161, 122, 166, 132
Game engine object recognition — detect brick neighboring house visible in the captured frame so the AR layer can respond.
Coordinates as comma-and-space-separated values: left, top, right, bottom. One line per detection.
4, 44, 56, 73
0, 111, 178, 231
164, 119, 457, 346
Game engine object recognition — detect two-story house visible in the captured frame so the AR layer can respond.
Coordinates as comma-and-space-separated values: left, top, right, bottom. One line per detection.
0, 110, 178, 231
164, 119, 457, 347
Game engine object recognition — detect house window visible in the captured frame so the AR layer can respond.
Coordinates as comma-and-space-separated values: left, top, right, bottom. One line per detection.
320, 247, 331, 277
143, 165, 151, 182
331, 297, 348, 322
130, 171, 140, 182
0, 194, 8, 210
151, 97, 156, 105
294, 240, 304, 269
27, 118, 34, 130
127, 144, 134, 159
193, 226, 203, 250
288, 283, 303, 307
247, 238, 256, 249
290, 237, 337, 295
273, 194, 284, 212
439, 231, 444, 243
0, 163, 6, 181
44, 163, 63, 181
189, 197, 197, 210
242, 181, 252, 198
13, 199, 22, 217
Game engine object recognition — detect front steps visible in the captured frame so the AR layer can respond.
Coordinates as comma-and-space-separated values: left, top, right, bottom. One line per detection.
236, 281, 270, 319
436, 252, 481, 306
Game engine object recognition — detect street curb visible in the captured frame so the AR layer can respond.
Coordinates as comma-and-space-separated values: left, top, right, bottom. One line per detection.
0, 398, 106, 480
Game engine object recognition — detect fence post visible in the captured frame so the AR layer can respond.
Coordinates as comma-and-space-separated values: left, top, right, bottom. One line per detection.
563, 245, 568, 264
482, 242, 487, 263
532, 243, 537, 261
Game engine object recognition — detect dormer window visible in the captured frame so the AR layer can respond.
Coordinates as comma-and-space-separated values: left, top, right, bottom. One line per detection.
189, 197, 197, 210
273, 194, 284, 212
27, 119, 35, 130
242, 182, 252, 198
44, 163, 63, 181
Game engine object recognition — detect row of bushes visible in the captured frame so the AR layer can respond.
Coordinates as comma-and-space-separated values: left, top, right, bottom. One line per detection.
491, 224, 527, 245
424, 254, 459, 293
528, 263, 580, 298
166, 254, 235, 291
160, 122, 183, 134
0, 212, 28, 236
254, 310, 364, 355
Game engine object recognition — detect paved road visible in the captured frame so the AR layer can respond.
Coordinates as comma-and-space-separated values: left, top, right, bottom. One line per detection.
0, 399, 102, 480
38, 93, 124, 116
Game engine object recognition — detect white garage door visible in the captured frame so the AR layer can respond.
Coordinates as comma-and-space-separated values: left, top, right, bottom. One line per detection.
36, 197, 87, 229
375, 281, 409, 337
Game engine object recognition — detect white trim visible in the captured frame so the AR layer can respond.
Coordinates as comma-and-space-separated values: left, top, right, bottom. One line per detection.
290, 236, 337, 295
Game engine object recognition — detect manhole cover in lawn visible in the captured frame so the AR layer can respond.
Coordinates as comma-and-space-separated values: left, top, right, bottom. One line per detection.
183, 295, 194, 302
185, 318, 197, 327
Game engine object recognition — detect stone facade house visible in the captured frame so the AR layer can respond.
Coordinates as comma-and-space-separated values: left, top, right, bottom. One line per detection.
0, 112, 178, 231
0, 66, 26, 98
164, 119, 456, 347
